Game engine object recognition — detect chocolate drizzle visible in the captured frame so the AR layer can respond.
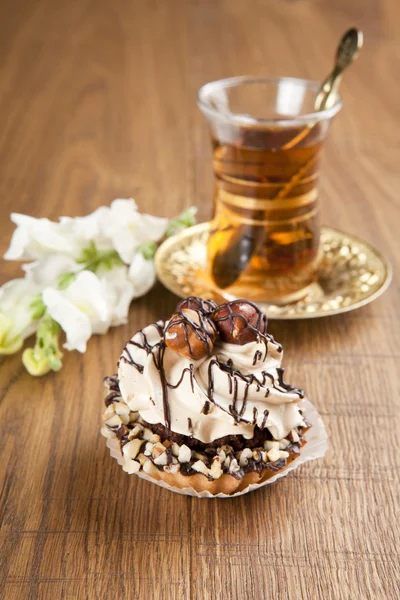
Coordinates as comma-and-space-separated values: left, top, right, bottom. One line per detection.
125, 333, 195, 431
104, 375, 120, 406
252, 350, 262, 365
176, 297, 218, 315
118, 300, 302, 435
120, 322, 197, 430
202, 401, 211, 415
120, 344, 144, 373
120, 323, 163, 373
261, 409, 269, 429
252, 407, 258, 425
153, 342, 172, 429
120, 322, 171, 427
167, 364, 195, 392
276, 367, 305, 398
204, 357, 303, 425
104, 375, 119, 390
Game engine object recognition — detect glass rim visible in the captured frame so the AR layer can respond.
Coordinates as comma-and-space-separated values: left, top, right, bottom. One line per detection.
197, 75, 342, 127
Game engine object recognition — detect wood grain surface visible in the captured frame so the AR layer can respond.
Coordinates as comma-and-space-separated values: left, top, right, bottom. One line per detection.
0, 1, 399, 599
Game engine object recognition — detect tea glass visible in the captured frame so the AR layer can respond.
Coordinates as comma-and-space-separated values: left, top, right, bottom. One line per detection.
198, 76, 342, 303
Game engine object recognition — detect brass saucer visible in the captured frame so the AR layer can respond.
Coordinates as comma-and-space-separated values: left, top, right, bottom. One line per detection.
155, 222, 392, 319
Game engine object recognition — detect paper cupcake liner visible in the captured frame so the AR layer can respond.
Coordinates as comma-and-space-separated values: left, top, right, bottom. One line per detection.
106, 398, 327, 498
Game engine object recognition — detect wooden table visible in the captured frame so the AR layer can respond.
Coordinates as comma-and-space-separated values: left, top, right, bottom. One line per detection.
0, 1, 399, 598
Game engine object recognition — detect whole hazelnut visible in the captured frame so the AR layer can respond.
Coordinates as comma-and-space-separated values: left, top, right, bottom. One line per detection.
211, 300, 267, 345
175, 297, 217, 315
165, 307, 217, 360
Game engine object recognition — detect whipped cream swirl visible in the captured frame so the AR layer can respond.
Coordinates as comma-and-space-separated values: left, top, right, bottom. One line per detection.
118, 321, 305, 443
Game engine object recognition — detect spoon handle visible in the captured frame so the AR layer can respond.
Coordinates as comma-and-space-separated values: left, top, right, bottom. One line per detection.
314, 66, 343, 111
314, 28, 363, 112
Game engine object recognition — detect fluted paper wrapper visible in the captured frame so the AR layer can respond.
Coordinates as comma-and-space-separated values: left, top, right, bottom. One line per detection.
106, 399, 327, 498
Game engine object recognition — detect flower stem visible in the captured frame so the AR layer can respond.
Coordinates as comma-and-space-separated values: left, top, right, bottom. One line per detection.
22, 313, 63, 376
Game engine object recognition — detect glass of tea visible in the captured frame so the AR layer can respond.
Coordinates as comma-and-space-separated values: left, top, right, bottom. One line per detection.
198, 76, 342, 303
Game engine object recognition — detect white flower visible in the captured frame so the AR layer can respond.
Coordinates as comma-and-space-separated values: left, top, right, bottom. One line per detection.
4, 214, 82, 261
59, 206, 113, 253
22, 255, 79, 286
0, 278, 41, 354
101, 199, 168, 264
4, 199, 169, 267
61, 199, 168, 263
43, 271, 111, 352
1, 199, 197, 378
128, 252, 157, 297
97, 253, 157, 326
97, 266, 135, 326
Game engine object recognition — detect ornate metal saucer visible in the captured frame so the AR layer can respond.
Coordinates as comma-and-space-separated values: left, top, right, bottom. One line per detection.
155, 222, 392, 319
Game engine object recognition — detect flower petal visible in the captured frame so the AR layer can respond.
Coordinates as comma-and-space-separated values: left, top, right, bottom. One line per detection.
23, 255, 78, 286
135, 213, 169, 242
43, 271, 112, 351
4, 214, 82, 260
64, 271, 111, 334
0, 314, 23, 355
101, 199, 168, 263
98, 266, 135, 326
42, 288, 92, 352
60, 206, 113, 252
128, 252, 156, 298
0, 278, 42, 345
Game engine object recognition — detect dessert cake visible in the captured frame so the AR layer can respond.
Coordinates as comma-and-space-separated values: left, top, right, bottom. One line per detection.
101, 297, 310, 495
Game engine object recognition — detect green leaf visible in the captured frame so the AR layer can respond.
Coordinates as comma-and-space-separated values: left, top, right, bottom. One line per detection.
165, 207, 197, 238
30, 294, 46, 320
76, 242, 124, 272
138, 241, 158, 260
93, 250, 124, 271
76, 240, 97, 265
58, 272, 76, 290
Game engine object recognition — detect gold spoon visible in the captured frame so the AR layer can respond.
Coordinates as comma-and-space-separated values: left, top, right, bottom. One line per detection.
314, 27, 363, 111
283, 28, 363, 150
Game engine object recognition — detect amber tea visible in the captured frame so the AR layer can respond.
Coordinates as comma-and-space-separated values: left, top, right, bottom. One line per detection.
209, 126, 321, 300
198, 77, 341, 303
